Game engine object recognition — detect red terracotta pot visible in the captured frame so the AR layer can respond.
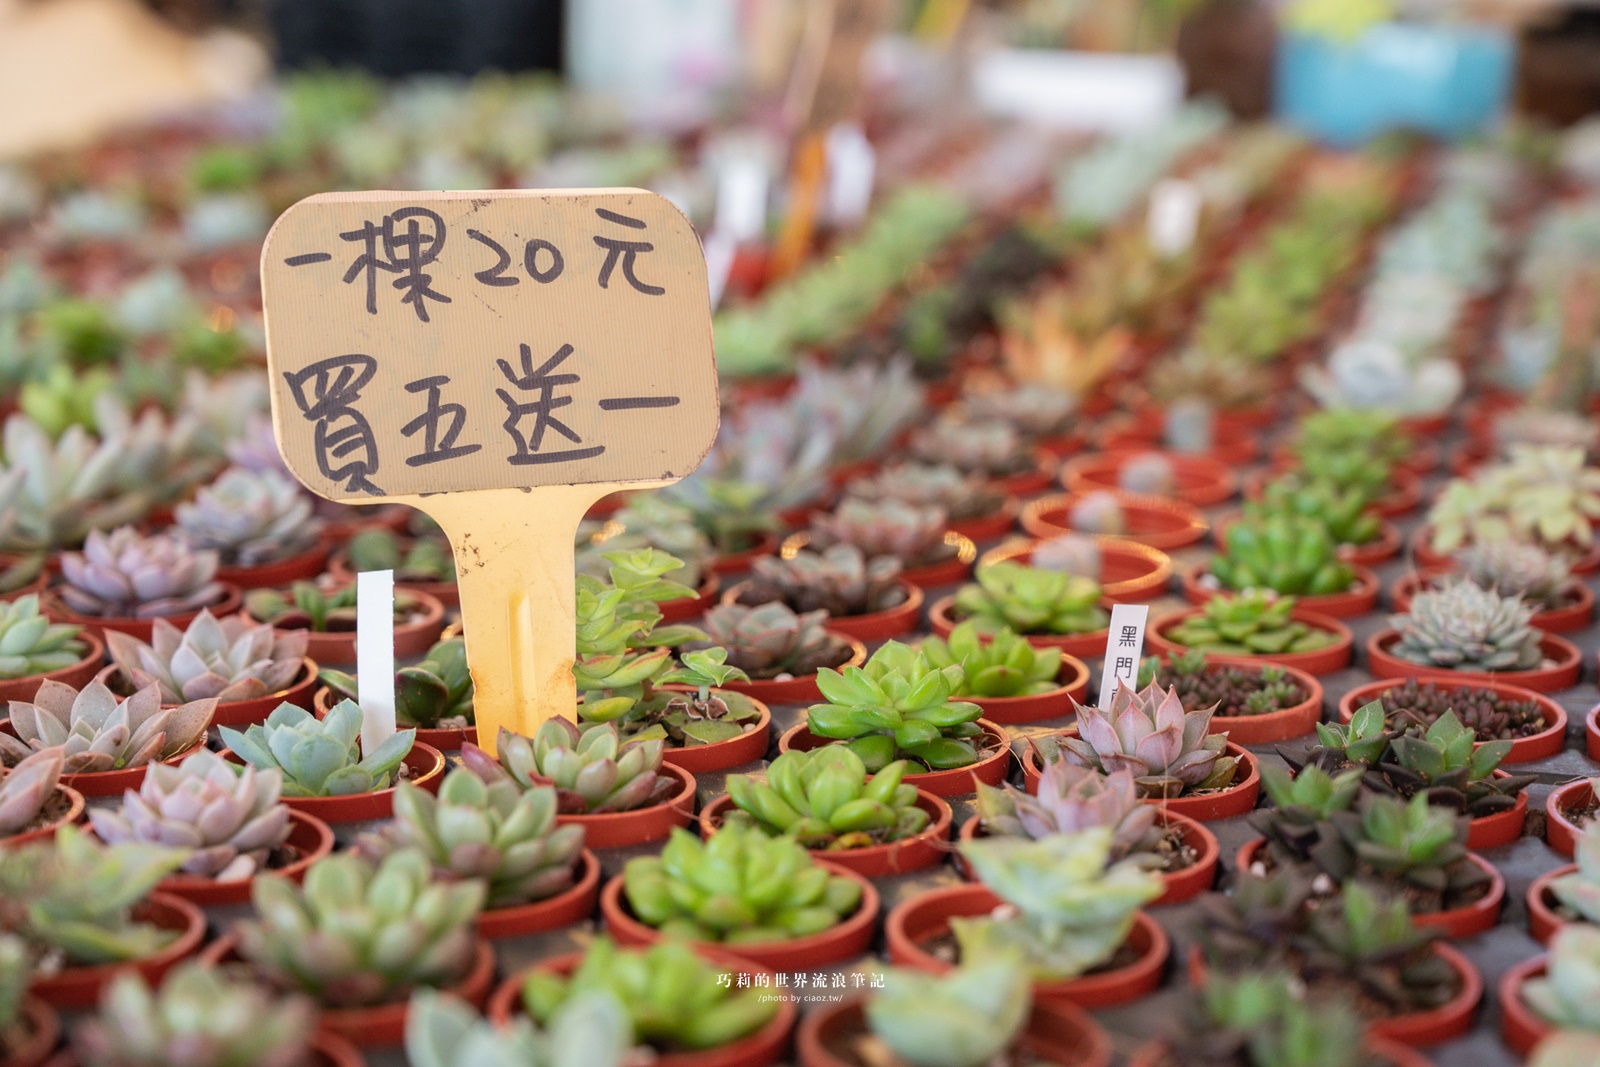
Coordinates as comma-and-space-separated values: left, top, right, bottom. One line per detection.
1364, 629, 1582, 694
477, 849, 601, 939
657, 572, 720, 624
52, 740, 207, 798
711, 532, 783, 577
1497, 956, 1550, 1057
1145, 608, 1354, 676
326, 549, 459, 610
980, 538, 1174, 603
0, 783, 85, 849
724, 580, 925, 643
154, 809, 335, 906
26, 892, 207, 1009
656, 693, 772, 775
1410, 528, 1600, 576
312, 686, 476, 753
1200, 664, 1324, 745
701, 789, 952, 878
1590, 705, 1600, 762
958, 809, 1218, 907
4, 997, 60, 1067
1467, 781, 1528, 850
489, 952, 797, 1067
268, 589, 447, 667
1021, 742, 1260, 823
103, 657, 319, 729
884, 883, 1169, 1008
1063, 450, 1237, 508
319, 502, 414, 542
215, 536, 331, 589
900, 547, 975, 590
966, 655, 1090, 724
1545, 779, 1596, 859
778, 719, 1012, 798
556, 762, 697, 848
928, 595, 1112, 661
1526, 865, 1574, 945
720, 637, 867, 706
1097, 424, 1261, 466
797, 997, 1111, 1067
1339, 518, 1403, 565
1243, 467, 1423, 519
996, 459, 1056, 499
1021, 492, 1209, 552
599, 862, 880, 972
949, 497, 1021, 543
1179, 560, 1380, 619
220, 743, 446, 824
1336, 678, 1568, 764
0, 630, 105, 704
1390, 568, 1595, 634
43, 584, 244, 643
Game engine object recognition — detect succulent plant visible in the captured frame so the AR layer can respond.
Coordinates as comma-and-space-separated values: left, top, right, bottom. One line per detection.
623, 823, 863, 943
58, 526, 226, 619
176, 467, 319, 567
1065, 489, 1127, 535
791, 357, 926, 464
0, 933, 26, 1041
656, 477, 780, 555
347, 527, 455, 584
236, 848, 484, 1008
1372, 676, 1548, 742
919, 621, 1063, 698
807, 640, 986, 772
579, 644, 758, 747
576, 494, 714, 588
1148, 348, 1271, 413
0, 825, 186, 965
219, 700, 415, 798
71, 962, 315, 1067
1362, 709, 1533, 819
323, 637, 474, 731
976, 762, 1166, 865
689, 602, 854, 680
1138, 650, 1308, 718
1290, 408, 1410, 472
1455, 540, 1575, 609
0, 416, 150, 553
864, 957, 1033, 1067
0, 594, 85, 680
951, 561, 1108, 636
723, 746, 929, 850
741, 544, 906, 618
1428, 445, 1600, 556
1, 680, 213, 773
462, 719, 671, 815
1525, 925, 1600, 1030
966, 383, 1079, 441
848, 462, 1005, 522
105, 611, 307, 706
1053, 680, 1237, 798
522, 936, 778, 1054
358, 769, 584, 909
1029, 533, 1102, 577
996, 289, 1129, 398
910, 416, 1035, 478
407, 988, 632, 1067
1549, 825, 1600, 925
1301, 337, 1464, 417
808, 498, 955, 568
0, 746, 66, 838
1208, 515, 1357, 597
1245, 477, 1382, 548
678, 404, 834, 519
954, 829, 1163, 980
244, 580, 421, 632
1164, 591, 1339, 656
1386, 578, 1543, 672
1159, 967, 1367, 1067
1530, 1031, 1600, 1067
87, 748, 291, 880
1247, 764, 1362, 868
1292, 699, 1392, 773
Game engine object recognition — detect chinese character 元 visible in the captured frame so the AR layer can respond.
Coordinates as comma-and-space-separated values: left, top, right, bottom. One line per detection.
401, 375, 481, 467
340, 207, 451, 321
494, 343, 604, 466
592, 208, 664, 296
281, 353, 383, 495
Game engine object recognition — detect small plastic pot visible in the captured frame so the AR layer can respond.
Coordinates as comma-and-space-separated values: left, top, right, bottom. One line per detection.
966, 655, 1090, 724
949, 497, 1021, 542
312, 686, 475, 753
719, 637, 867, 706
272, 589, 447, 667
26, 892, 207, 1009
599, 862, 880, 973
1390, 568, 1595, 634
53, 740, 208, 798
1021, 492, 1209, 552
980, 537, 1173, 603
778, 719, 1012, 798
797, 997, 1112, 1067
477, 849, 601, 939
1062, 450, 1237, 508
900, 547, 976, 590
1409, 853, 1506, 938
1021, 742, 1260, 824
700, 789, 952, 878
1545, 779, 1596, 859
723, 580, 925, 643
657, 572, 720, 624
490, 951, 797, 1067
221, 743, 446, 824
43, 584, 244, 643
4, 997, 60, 1067
1364, 629, 1582, 694
1336, 678, 1568, 764
1339, 519, 1404, 565
1526, 865, 1574, 945
0, 630, 105, 703
1144, 608, 1354, 676
996, 455, 1057, 499
657, 693, 772, 775
1179, 559, 1380, 620
154, 808, 335, 906
556, 763, 697, 848
215, 537, 331, 589
1193, 664, 1325, 745
884, 883, 1169, 1009
1097, 424, 1260, 466
1498, 956, 1550, 1057
0, 783, 84, 849
928, 595, 1111, 661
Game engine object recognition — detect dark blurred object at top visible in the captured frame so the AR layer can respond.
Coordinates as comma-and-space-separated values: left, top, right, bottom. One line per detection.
1518, 5, 1600, 126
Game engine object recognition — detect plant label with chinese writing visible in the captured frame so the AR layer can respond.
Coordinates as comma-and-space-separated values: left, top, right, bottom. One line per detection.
260, 188, 719, 752
1097, 604, 1149, 708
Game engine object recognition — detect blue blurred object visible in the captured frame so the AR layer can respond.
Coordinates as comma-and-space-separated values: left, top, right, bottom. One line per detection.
1275, 23, 1514, 146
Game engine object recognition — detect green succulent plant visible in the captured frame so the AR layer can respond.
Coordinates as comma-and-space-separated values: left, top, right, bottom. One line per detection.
1163, 591, 1339, 656
919, 621, 1063, 698
622, 824, 863, 943
521, 937, 777, 1053
462, 719, 672, 815
1291, 409, 1409, 473
951, 561, 1108, 636
1160, 967, 1368, 1067
219, 700, 416, 798
575, 494, 715, 590
1051, 680, 1237, 798
244, 580, 422, 633
1300, 699, 1393, 770
1549, 825, 1600, 925
1363, 709, 1534, 819
1245, 477, 1382, 548
1138, 649, 1308, 718
1208, 515, 1357, 596
954, 829, 1163, 980
322, 636, 474, 730
806, 640, 986, 773
0, 825, 186, 966
346, 527, 455, 584
406, 988, 632, 1067
1373, 676, 1548, 742
0, 594, 85, 680
1524, 925, 1600, 1030
1428, 445, 1600, 557
70, 962, 315, 1067
237, 848, 485, 1008
722, 747, 929, 850
864, 957, 1033, 1067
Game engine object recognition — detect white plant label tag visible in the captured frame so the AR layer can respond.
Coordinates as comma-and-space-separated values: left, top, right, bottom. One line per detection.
716, 153, 770, 243
356, 568, 396, 756
1098, 603, 1150, 709
1147, 178, 1201, 258
825, 121, 876, 226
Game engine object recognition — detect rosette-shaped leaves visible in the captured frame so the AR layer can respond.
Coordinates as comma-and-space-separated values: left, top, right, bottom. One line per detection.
406, 989, 632, 1067
920, 621, 1063, 699
323, 637, 475, 731
724, 746, 929, 849
865, 958, 1032, 1067
59, 526, 224, 619
0, 746, 65, 836
461, 719, 669, 815
2, 679, 214, 773
1057, 680, 1235, 798
1387, 578, 1543, 672
175, 466, 319, 567
105, 610, 307, 705
975, 762, 1161, 863
693, 602, 852, 680
806, 640, 984, 772
951, 561, 1108, 636
0, 594, 86, 680
1551, 824, 1600, 925
219, 699, 414, 798
1523, 926, 1600, 1030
